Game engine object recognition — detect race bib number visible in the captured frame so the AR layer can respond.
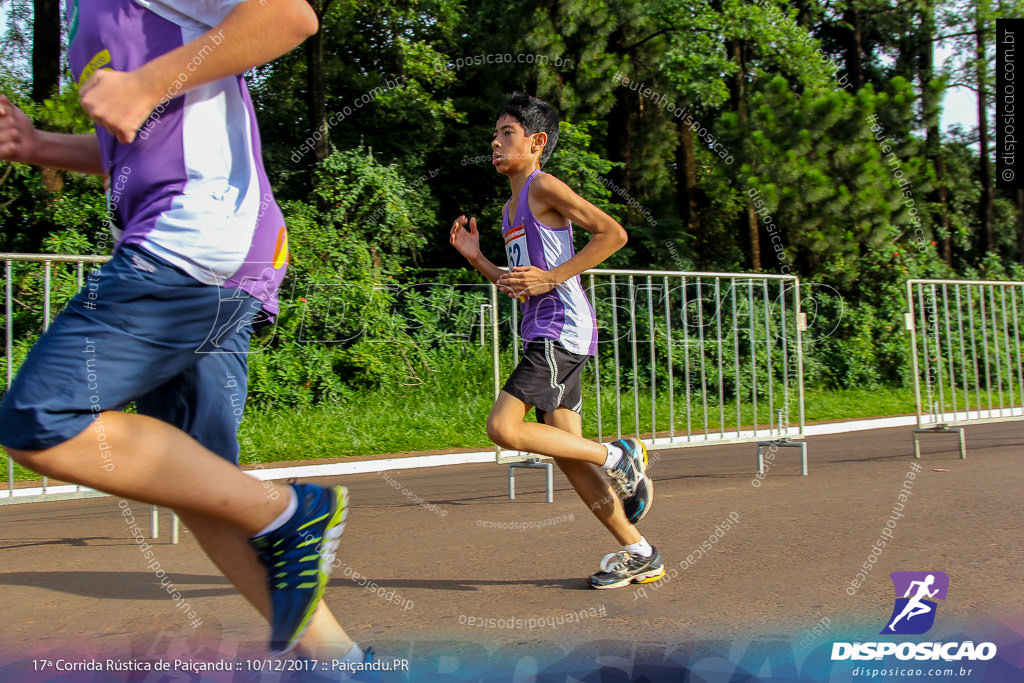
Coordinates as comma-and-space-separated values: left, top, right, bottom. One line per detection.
504, 224, 531, 269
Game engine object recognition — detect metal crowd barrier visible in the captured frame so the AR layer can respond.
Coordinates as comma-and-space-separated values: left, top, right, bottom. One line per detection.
2, 255, 809, 520
906, 278, 1024, 458
0, 253, 178, 541
490, 269, 809, 496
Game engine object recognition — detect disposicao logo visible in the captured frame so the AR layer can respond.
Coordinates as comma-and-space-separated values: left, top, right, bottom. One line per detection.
831, 571, 997, 662
881, 571, 948, 635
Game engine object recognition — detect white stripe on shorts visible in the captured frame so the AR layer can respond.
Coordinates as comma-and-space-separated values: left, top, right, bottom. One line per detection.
544, 339, 566, 409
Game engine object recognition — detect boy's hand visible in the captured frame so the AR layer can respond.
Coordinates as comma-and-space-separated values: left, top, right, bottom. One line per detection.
0, 95, 38, 163
449, 215, 482, 262
79, 69, 162, 144
498, 266, 558, 300
450, 214, 513, 294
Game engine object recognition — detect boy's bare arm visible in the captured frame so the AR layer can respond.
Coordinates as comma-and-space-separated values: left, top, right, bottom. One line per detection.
0, 96, 103, 174
449, 215, 505, 286
500, 173, 627, 298
80, 0, 319, 144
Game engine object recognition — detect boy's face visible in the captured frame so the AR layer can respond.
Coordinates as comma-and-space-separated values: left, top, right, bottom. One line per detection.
491, 114, 543, 175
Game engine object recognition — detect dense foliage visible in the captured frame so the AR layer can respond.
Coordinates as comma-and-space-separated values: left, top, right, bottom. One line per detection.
2, 0, 1023, 411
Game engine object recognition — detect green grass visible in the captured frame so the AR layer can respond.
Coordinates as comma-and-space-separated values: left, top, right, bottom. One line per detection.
235, 385, 496, 464
577, 385, 918, 442
803, 386, 916, 422
11, 383, 1023, 481
236, 385, 920, 467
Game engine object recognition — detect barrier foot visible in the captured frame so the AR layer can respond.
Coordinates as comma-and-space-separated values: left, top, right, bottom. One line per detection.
151, 507, 181, 544
912, 424, 966, 460
754, 438, 808, 476
507, 458, 554, 502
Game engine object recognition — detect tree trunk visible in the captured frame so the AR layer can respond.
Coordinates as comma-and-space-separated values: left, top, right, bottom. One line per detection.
938, 150, 952, 265
305, 0, 333, 162
34, 0, 63, 192
1018, 190, 1024, 260
606, 25, 632, 192
842, 2, 865, 92
794, 0, 813, 29
727, 37, 760, 270
606, 86, 632, 194
976, 1, 995, 256
920, 3, 951, 265
675, 116, 701, 249
31, 0, 61, 103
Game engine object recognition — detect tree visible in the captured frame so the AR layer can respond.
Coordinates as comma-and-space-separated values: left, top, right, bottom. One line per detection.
304, 0, 337, 162
974, 0, 994, 255
915, 2, 953, 265
940, 0, 1024, 261
31, 0, 60, 103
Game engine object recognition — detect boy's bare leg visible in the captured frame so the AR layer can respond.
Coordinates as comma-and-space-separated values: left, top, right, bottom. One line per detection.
178, 511, 355, 659
6, 411, 289, 535
8, 412, 355, 658
539, 407, 641, 546
487, 391, 608, 465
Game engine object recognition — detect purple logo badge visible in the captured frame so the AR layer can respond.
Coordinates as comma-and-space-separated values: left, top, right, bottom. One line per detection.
881, 571, 949, 635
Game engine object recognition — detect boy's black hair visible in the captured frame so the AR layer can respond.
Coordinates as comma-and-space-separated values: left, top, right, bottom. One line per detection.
496, 92, 560, 166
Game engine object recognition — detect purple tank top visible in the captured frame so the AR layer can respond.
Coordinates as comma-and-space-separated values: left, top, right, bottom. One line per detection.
502, 170, 597, 355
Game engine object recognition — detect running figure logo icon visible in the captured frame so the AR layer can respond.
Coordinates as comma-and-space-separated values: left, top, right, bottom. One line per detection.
881, 571, 949, 635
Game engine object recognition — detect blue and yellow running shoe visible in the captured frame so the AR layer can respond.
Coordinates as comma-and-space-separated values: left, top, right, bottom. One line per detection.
250, 483, 349, 654
623, 473, 654, 524
607, 437, 648, 500
587, 547, 665, 589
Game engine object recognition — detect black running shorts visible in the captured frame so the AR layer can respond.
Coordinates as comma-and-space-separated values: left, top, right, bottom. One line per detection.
501, 338, 590, 419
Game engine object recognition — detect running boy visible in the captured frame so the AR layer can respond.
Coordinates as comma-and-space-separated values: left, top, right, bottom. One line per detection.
0, 0, 369, 665
449, 92, 664, 588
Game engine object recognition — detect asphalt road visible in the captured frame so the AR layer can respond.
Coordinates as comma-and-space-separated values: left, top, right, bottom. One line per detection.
0, 421, 1021, 681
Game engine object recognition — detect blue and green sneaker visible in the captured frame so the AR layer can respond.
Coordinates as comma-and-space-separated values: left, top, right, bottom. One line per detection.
250, 483, 349, 654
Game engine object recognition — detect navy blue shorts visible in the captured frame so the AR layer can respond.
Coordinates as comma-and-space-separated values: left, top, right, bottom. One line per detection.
0, 244, 265, 463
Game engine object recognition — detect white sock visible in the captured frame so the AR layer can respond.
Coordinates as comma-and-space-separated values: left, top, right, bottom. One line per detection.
254, 486, 297, 537
602, 442, 624, 470
340, 643, 364, 664
625, 537, 653, 557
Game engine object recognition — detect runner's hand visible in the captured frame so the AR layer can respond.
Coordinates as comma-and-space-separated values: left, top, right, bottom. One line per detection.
79, 69, 162, 144
0, 95, 38, 163
497, 266, 557, 300
450, 215, 483, 262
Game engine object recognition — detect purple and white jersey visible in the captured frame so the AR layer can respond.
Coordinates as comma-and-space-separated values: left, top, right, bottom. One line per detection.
67, 0, 288, 312
502, 170, 597, 356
